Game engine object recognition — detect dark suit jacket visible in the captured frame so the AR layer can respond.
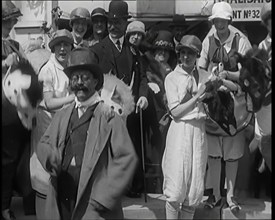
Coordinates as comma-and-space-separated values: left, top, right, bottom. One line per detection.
36, 102, 138, 220
90, 36, 148, 102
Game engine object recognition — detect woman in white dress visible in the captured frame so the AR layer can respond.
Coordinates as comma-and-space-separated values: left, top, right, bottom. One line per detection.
162, 35, 209, 219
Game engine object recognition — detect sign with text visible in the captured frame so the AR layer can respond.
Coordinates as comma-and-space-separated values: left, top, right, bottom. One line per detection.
215, 0, 271, 21
176, 0, 270, 21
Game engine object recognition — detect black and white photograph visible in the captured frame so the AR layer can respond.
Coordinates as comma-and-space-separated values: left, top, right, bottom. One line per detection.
2, 0, 271, 219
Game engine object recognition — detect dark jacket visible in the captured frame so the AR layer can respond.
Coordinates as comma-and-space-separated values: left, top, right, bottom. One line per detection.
90, 36, 148, 102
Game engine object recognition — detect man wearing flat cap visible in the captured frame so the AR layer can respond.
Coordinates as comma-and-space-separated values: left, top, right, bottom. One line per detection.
36, 47, 138, 220
91, 0, 149, 197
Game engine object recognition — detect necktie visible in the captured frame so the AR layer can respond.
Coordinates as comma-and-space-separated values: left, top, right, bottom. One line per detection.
116, 40, 122, 51
77, 106, 85, 118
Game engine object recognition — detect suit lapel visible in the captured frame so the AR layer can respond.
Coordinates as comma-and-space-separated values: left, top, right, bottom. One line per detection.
57, 103, 75, 153
103, 37, 116, 67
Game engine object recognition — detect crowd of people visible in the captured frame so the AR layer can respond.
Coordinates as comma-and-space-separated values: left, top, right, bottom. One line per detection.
2, 0, 271, 219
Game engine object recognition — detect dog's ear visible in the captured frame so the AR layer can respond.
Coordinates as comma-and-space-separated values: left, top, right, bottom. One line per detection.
233, 51, 243, 66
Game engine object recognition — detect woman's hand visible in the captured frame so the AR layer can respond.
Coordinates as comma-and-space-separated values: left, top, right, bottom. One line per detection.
196, 83, 207, 102
218, 70, 228, 79
197, 83, 206, 98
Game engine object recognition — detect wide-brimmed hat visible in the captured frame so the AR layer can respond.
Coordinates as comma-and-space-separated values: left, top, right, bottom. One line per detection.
48, 29, 74, 52
2, 1, 22, 21
126, 21, 146, 38
107, 0, 132, 20
176, 35, 202, 57
152, 30, 174, 51
64, 47, 103, 91
91, 7, 107, 20
208, 2, 233, 21
69, 7, 91, 27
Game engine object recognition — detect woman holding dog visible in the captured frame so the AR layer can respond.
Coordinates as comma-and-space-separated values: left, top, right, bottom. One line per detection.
162, 35, 209, 219
198, 1, 252, 212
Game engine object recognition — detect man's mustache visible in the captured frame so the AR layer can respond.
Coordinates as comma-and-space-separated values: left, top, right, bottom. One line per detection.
71, 84, 89, 92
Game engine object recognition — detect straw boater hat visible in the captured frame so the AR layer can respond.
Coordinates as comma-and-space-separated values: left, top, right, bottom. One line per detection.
64, 47, 103, 91
107, 0, 132, 19
2, 0, 22, 21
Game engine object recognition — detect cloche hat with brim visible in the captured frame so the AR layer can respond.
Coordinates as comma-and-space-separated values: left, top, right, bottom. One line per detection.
91, 7, 107, 20
126, 21, 146, 38
69, 7, 91, 27
152, 30, 175, 51
176, 35, 202, 57
2, 0, 22, 21
208, 2, 233, 21
107, 0, 132, 19
48, 29, 74, 52
64, 47, 103, 91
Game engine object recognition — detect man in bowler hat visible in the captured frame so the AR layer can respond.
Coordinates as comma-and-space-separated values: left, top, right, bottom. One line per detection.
91, 0, 149, 197
36, 47, 138, 219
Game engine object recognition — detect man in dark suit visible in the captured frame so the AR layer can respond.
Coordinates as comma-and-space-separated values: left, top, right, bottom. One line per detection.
91, 0, 149, 197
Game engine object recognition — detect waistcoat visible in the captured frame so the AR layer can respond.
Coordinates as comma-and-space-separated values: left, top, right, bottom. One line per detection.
58, 103, 98, 202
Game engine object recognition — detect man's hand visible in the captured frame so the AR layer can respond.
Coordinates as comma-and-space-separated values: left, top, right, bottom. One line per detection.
46, 150, 61, 177
136, 96, 148, 113
148, 82, 160, 94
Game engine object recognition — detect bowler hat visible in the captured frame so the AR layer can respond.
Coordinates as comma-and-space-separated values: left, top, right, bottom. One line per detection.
176, 35, 202, 57
107, 0, 132, 19
64, 48, 103, 91
2, 0, 22, 21
91, 7, 107, 19
169, 14, 188, 28
48, 29, 74, 52
152, 30, 174, 51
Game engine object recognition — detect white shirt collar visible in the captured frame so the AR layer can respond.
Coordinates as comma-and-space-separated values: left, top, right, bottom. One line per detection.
176, 64, 197, 76
50, 53, 64, 70
213, 29, 235, 45
109, 34, 124, 48
75, 91, 101, 110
